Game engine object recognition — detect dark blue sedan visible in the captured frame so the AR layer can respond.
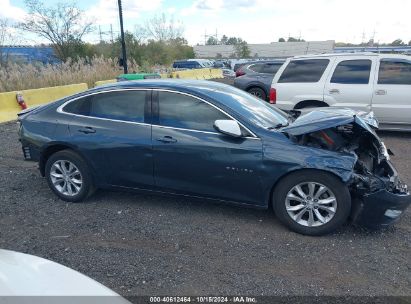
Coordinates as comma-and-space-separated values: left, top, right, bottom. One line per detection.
18, 80, 410, 235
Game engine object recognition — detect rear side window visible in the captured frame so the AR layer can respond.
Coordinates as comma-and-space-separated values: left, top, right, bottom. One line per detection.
63, 96, 90, 116
330, 60, 372, 84
63, 90, 146, 123
158, 92, 228, 132
378, 60, 411, 85
261, 63, 282, 74
278, 59, 329, 83
248, 64, 264, 73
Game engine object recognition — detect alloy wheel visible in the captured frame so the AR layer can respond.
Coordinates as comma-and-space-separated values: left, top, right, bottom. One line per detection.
50, 160, 83, 196
285, 182, 337, 227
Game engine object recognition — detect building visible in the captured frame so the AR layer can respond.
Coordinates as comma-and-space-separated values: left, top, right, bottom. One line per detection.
193, 40, 335, 58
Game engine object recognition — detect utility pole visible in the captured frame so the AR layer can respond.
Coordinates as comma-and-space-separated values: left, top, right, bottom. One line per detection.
110, 24, 114, 43
118, 0, 128, 74
99, 25, 103, 42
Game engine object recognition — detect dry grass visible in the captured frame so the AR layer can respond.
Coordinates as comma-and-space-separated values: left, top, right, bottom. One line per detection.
0, 56, 141, 92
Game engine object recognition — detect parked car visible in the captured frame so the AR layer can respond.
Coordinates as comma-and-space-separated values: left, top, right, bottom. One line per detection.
222, 68, 236, 78
234, 60, 285, 100
270, 53, 411, 130
18, 80, 410, 235
188, 58, 214, 67
0, 249, 129, 301
172, 60, 204, 69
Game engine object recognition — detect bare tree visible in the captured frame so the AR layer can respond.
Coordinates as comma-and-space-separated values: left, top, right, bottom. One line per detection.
140, 14, 184, 42
18, 0, 94, 61
0, 18, 12, 66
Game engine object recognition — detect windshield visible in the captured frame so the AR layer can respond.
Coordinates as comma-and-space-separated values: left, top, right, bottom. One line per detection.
209, 85, 289, 129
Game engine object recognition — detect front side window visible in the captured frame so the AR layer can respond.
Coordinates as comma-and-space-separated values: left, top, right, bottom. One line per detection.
158, 92, 229, 132
330, 59, 372, 84
278, 59, 329, 83
378, 60, 411, 85
63, 90, 146, 123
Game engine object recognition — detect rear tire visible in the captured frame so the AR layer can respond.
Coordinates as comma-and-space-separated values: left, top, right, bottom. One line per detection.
273, 170, 351, 236
45, 150, 95, 202
247, 87, 267, 100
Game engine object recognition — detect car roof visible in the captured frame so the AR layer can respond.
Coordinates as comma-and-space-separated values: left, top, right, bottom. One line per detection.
292, 52, 411, 60
91, 79, 231, 99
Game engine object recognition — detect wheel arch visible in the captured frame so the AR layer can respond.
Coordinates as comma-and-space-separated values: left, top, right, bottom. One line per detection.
39, 143, 87, 177
294, 100, 329, 109
267, 168, 351, 209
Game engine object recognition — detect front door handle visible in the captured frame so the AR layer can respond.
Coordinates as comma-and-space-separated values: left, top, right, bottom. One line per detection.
78, 127, 96, 134
156, 136, 177, 143
375, 89, 387, 96
329, 89, 340, 94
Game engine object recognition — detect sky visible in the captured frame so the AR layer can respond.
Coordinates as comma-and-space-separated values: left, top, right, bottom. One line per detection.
2, 0, 411, 46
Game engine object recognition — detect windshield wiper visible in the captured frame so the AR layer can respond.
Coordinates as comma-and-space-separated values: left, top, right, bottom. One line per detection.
267, 122, 289, 130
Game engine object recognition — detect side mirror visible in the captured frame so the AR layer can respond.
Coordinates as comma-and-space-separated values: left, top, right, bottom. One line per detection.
214, 120, 242, 137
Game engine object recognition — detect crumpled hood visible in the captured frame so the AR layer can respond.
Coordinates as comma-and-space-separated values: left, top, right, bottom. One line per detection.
282, 108, 379, 136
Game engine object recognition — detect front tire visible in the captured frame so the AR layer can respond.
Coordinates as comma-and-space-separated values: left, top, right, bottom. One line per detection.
45, 150, 94, 202
273, 170, 351, 236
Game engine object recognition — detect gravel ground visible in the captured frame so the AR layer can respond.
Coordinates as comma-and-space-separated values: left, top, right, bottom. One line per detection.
0, 119, 410, 299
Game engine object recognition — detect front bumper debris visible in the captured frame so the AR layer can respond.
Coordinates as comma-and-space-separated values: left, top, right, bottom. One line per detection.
352, 188, 411, 228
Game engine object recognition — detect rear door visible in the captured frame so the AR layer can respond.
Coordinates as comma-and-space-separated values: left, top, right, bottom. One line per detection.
151, 90, 265, 205
324, 57, 376, 112
63, 89, 154, 189
273, 58, 332, 111
372, 58, 411, 125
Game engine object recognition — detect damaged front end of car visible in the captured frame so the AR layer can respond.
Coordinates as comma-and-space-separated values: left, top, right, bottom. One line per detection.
282, 108, 410, 228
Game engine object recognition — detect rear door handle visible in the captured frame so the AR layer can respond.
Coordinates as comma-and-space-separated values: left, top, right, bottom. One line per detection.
156, 136, 177, 143
329, 89, 340, 94
375, 89, 387, 95
78, 127, 96, 134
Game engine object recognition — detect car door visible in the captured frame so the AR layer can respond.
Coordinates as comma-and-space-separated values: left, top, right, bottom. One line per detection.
151, 90, 265, 205
372, 58, 411, 125
273, 58, 332, 111
62, 89, 154, 189
324, 58, 376, 112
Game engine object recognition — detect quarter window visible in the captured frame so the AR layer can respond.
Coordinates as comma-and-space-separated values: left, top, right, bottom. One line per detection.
248, 64, 264, 73
378, 60, 411, 85
63, 90, 147, 123
158, 92, 229, 132
278, 59, 329, 83
330, 60, 372, 84
261, 63, 282, 74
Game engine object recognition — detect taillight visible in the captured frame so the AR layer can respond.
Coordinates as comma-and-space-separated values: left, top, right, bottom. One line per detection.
269, 88, 276, 104
235, 69, 245, 77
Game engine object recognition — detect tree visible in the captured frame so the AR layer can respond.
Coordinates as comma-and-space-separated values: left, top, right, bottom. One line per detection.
391, 39, 405, 46
278, 37, 285, 42
226, 37, 239, 45
206, 36, 218, 45
234, 40, 250, 58
220, 35, 228, 45
141, 13, 184, 42
18, 0, 94, 61
287, 37, 305, 42
0, 18, 10, 66
408, 40, 411, 46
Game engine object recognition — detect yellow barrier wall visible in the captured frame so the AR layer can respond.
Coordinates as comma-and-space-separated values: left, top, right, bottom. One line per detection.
94, 79, 116, 86
171, 68, 221, 80
0, 83, 88, 123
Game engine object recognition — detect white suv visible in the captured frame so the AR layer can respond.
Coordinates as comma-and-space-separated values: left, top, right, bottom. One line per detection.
270, 53, 411, 130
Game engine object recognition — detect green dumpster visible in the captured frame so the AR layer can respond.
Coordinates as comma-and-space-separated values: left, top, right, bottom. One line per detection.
117, 73, 161, 82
